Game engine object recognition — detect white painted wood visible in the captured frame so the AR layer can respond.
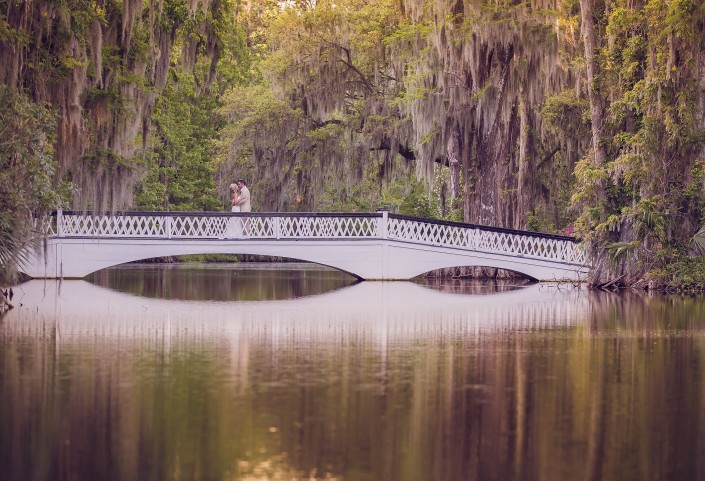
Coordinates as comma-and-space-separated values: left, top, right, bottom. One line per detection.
23, 212, 589, 281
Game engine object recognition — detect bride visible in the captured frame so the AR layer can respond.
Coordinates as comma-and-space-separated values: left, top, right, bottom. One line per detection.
230, 183, 241, 212
228, 183, 243, 237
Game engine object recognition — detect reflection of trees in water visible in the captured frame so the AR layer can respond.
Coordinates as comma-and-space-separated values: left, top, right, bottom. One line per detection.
417, 276, 533, 295
5, 307, 705, 481
423, 266, 527, 280
88, 264, 357, 301
579, 290, 705, 481
586, 289, 705, 331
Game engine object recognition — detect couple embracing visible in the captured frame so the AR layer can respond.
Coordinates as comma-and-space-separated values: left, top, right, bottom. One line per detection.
230, 180, 251, 212
226, 180, 251, 238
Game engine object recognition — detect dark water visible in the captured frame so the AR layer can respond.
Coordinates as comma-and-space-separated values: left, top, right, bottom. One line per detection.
2, 263, 705, 481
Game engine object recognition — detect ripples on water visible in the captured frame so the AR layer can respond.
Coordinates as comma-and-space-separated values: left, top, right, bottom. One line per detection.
2, 263, 705, 481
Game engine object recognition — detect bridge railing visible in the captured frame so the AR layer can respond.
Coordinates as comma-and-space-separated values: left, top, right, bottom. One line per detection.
54, 211, 380, 239
386, 214, 586, 266
49, 211, 586, 266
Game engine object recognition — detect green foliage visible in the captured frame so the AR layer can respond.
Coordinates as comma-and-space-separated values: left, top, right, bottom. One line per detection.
316, 161, 441, 218
571, 154, 608, 211
306, 122, 345, 142
647, 252, 705, 291
178, 254, 240, 262
162, 0, 192, 30
128, 23, 152, 65
683, 159, 705, 202
318, 184, 375, 212
383, 179, 439, 218
216, 82, 301, 208
0, 86, 72, 281
0, 16, 30, 45
215, 17, 254, 88
135, 70, 222, 211
542, 90, 589, 132
526, 212, 541, 232
383, 21, 432, 45
606, 241, 638, 264
631, 197, 666, 240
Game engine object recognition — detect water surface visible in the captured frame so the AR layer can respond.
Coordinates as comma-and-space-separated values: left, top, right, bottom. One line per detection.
2, 264, 704, 481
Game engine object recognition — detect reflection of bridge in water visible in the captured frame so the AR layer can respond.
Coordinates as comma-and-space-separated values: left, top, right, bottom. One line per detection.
23, 211, 588, 281
6, 280, 589, 343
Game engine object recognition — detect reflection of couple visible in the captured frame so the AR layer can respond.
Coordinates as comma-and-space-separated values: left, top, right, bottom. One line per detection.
230, 180, 251, 212
227, 180, 251, 238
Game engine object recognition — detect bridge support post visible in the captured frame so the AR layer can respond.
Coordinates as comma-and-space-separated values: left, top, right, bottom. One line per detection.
377, 209, 388, 240
57, 209, 63, 237
377, 209, 389, 279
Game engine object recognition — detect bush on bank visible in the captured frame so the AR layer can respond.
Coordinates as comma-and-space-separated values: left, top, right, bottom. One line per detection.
646, 256, 705, 292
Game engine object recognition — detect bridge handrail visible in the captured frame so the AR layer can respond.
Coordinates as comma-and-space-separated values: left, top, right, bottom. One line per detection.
48, 210, 586, 266
387, 213, 578, 242
55, 210, 579, 241
52, 211, 381, 241
384, 214, 585, 266
58, 210, 380, 218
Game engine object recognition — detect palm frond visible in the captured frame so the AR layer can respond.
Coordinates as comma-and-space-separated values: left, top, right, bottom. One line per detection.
607, 241, 638, 265
0, 215, 42, 282
691, 224, 705, 255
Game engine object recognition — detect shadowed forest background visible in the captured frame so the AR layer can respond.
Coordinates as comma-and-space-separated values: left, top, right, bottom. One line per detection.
1, 0, 705, 287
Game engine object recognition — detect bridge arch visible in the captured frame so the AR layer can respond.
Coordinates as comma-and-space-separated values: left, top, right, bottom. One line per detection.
80, 243, 365, 280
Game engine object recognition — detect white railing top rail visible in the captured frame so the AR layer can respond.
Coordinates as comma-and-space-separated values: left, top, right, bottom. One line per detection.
48, 210, 586, 266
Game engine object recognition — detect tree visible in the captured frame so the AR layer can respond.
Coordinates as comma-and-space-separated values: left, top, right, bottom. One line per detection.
571, 0, 705, 286
0, 86, 71, 281
135, 71, 222, 211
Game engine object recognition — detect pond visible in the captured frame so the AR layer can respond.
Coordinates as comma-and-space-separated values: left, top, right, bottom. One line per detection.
1, 263, 704, 481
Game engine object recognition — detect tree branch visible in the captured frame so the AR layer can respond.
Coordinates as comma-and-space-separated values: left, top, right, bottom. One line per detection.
536, 146, 561, 170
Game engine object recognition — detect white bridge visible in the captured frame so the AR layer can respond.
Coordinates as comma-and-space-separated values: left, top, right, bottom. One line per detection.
23, 211, 588, 281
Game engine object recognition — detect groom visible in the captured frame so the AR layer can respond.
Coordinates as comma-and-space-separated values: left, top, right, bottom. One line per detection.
234, 180, 251, 212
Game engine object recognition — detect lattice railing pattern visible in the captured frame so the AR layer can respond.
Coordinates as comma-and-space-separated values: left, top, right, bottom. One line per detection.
276, 216, 377, 238
387, 217, 586, 265
34, 215, 56, 236
57, 214, 379, 239
61, 214, 167, 237
53, 212, 585, 265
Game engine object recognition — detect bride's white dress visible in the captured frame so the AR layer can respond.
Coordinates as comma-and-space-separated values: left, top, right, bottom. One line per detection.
228, 205, 243, 237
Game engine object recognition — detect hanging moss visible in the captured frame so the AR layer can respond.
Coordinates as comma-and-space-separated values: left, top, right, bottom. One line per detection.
0, 0, 226, 211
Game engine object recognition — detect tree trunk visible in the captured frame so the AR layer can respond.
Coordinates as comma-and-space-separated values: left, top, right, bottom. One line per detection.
579, 0, 607, 170
467, 44, 515, 227
470, 124, 499, 225
446, 123, 462, 210
516, 85, 534, 230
